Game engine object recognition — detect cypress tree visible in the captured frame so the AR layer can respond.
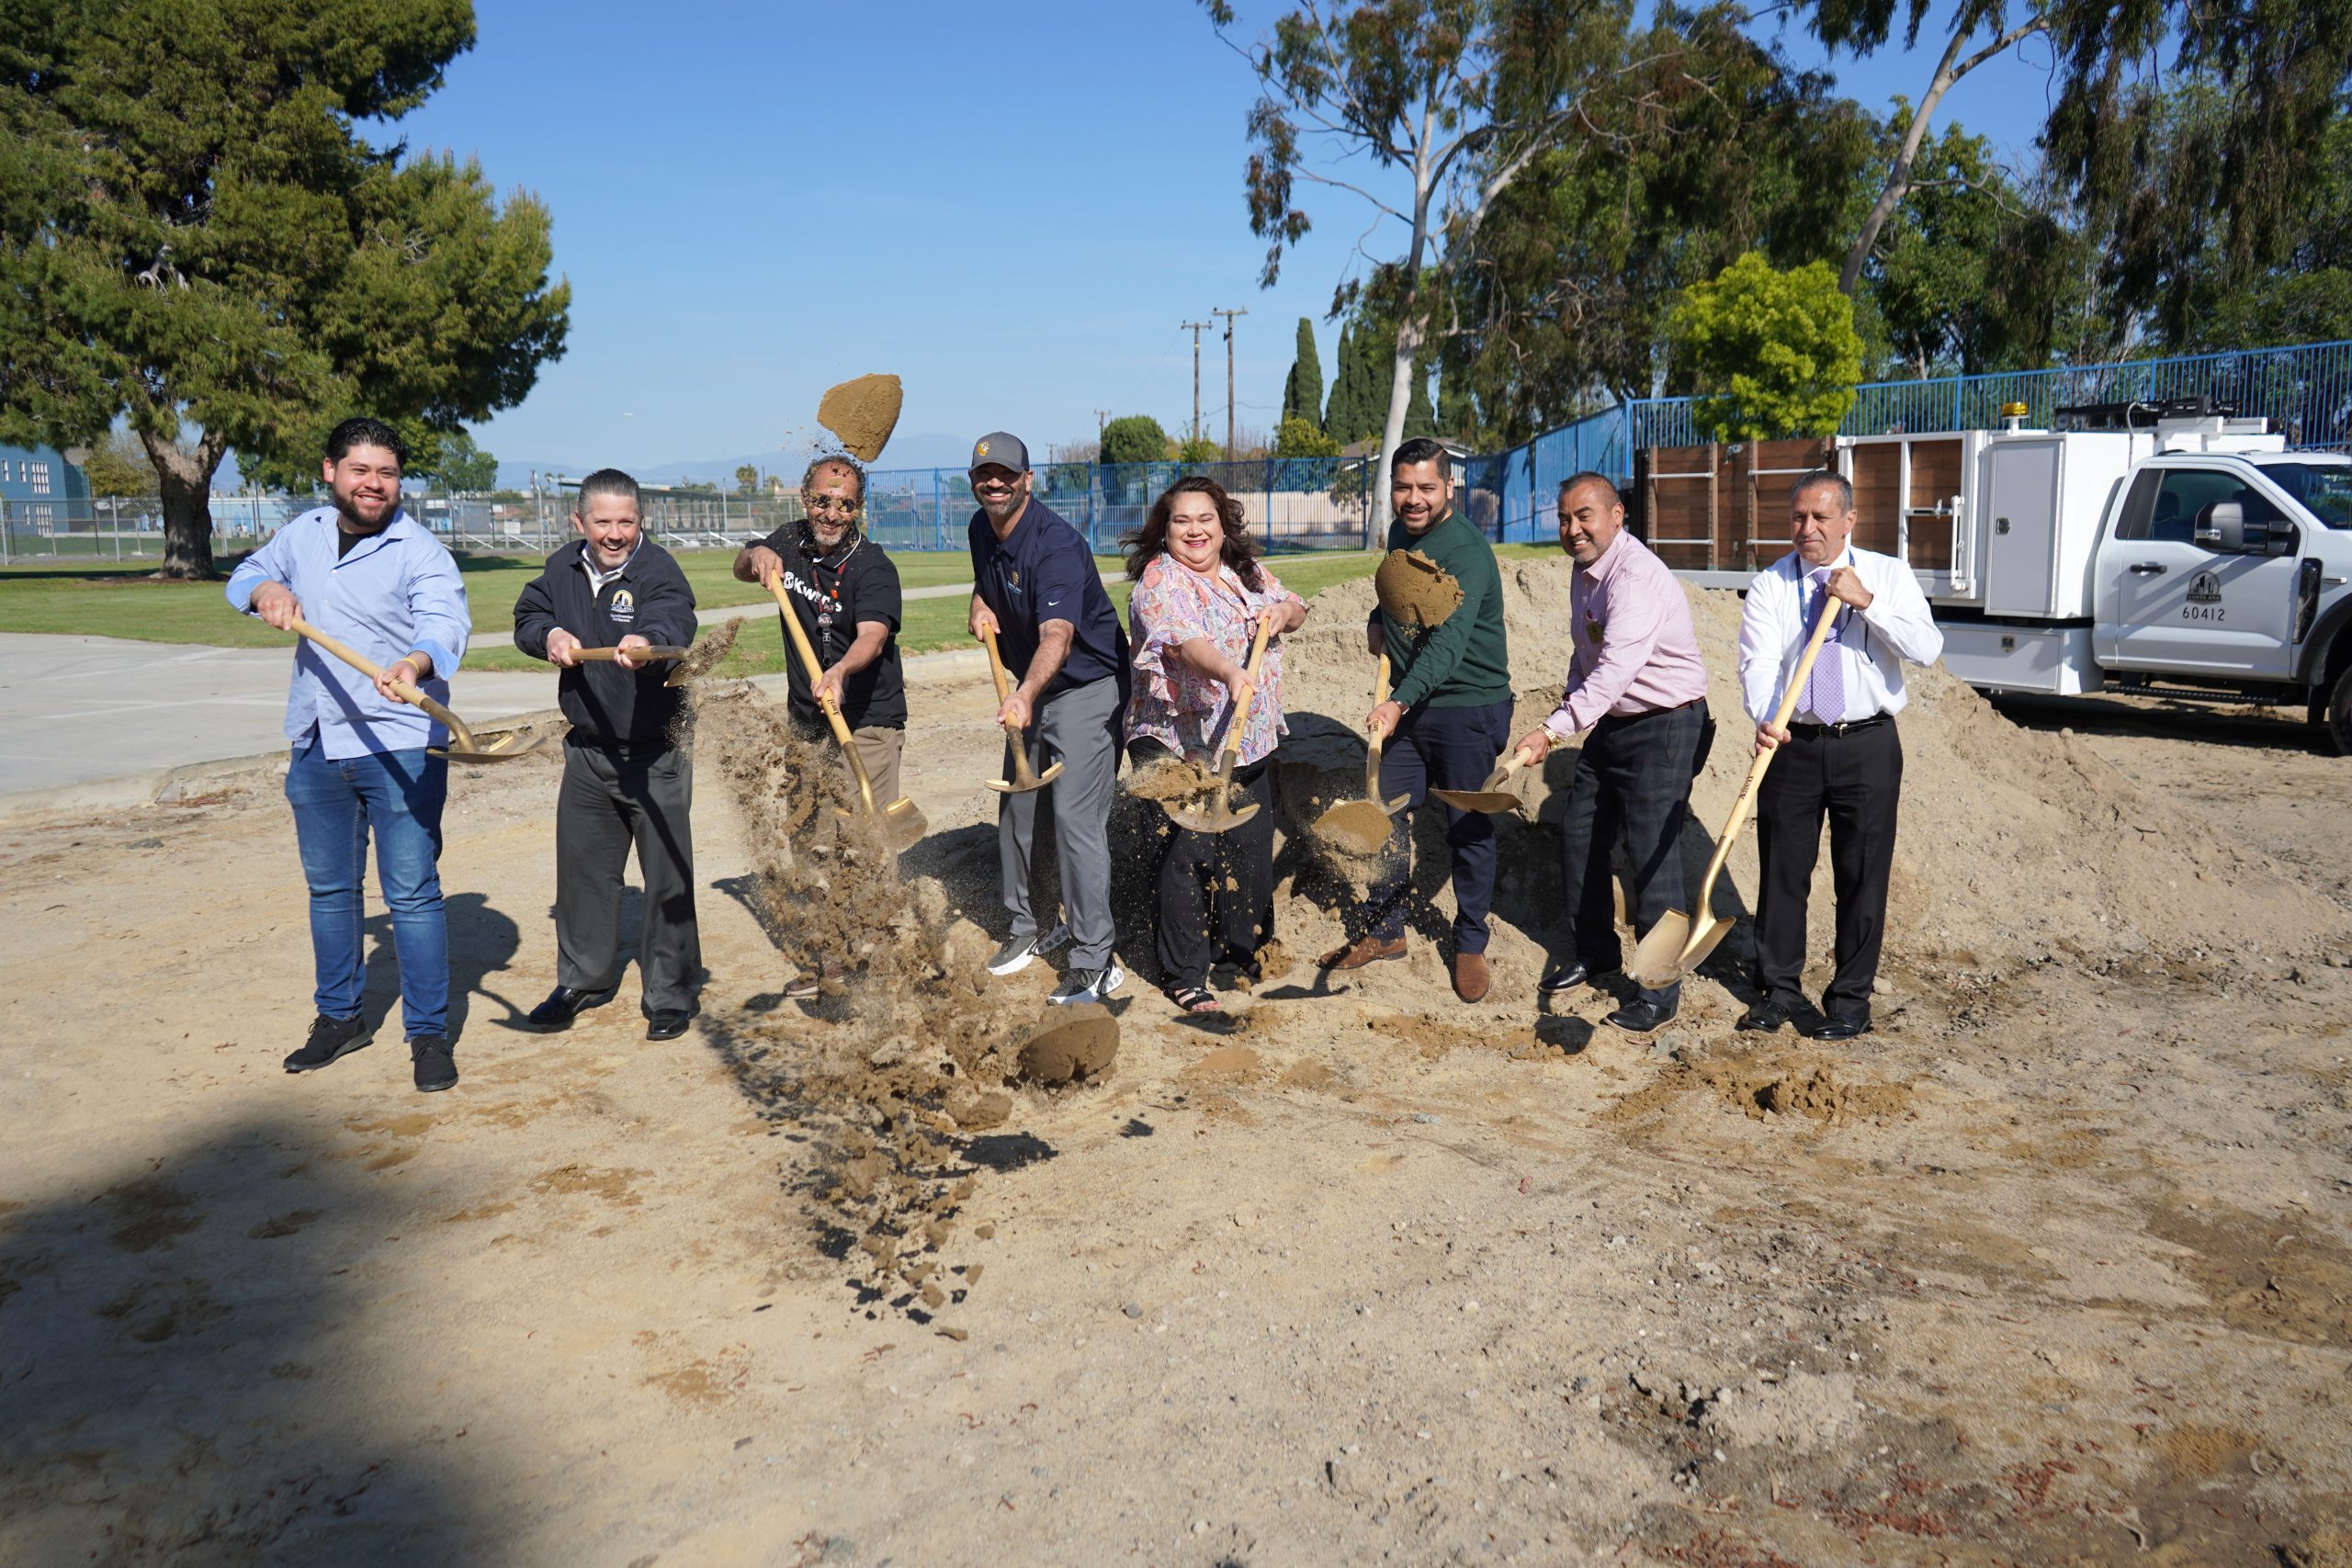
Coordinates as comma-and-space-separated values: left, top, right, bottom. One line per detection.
1281, 317, 1326, 432
1405, 362, 1437, 439
1323, 322, 1357, 443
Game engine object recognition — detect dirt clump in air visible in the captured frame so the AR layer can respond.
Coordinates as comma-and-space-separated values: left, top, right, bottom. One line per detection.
1124, 755, 1221, 801
1015, 1003, 1120, 1084
1373, 547, 1463, 629
684, 679, 1054, 1320
815, 373, 904, 463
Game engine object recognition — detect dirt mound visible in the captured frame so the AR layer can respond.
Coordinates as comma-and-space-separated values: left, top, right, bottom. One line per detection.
815, 373, 903, 463
1273, 556, 2348, 966
1374, 547, 1462, 628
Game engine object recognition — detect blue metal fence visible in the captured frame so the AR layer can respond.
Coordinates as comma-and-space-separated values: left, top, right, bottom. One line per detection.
703, 338, 2352, 553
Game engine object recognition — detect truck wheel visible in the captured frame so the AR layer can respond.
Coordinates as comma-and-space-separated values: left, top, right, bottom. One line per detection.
2329, 662, 2352, 757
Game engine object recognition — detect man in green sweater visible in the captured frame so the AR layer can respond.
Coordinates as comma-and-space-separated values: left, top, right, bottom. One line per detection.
1319, 437, 1515, 1002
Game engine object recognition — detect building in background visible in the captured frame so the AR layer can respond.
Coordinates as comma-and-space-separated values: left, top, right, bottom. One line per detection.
0, 444, 93, 535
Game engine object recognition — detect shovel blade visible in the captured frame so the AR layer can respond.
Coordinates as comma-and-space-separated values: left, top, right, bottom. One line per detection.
1625, 910, 1694, 989
433, 731, 546, 764
881, 799, 928, 852
1310, 798, 1393, 858
1677, 914, 1734, 976
984, 759, 1063, 795
1428, 787, 1519, 815
1165, 795, 1259, 835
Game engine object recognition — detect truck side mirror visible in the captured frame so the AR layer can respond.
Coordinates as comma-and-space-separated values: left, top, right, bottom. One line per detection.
2193, 502, 2279, 554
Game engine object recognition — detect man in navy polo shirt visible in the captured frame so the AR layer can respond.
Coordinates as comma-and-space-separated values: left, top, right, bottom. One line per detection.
966, 431, 1130, 1005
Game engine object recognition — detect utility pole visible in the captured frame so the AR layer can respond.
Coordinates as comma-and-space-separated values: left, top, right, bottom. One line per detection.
1093, 409, 1110, 451
1180, 321, 1210, 449
1212, 306, 1248, 461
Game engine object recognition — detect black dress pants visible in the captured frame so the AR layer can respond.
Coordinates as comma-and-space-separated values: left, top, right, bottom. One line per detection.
1556, 701, 1713, 1006
1753, 718, 1902, 1020
556, 735, 701, 1014
1129, 738, 1276, 992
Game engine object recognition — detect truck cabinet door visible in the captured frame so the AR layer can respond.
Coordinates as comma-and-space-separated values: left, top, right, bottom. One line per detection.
1983, 439, 2064, 616
2106, 467, 2299, 677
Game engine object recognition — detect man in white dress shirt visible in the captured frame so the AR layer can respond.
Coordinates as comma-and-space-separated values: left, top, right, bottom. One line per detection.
1736, 469, 1944, 1040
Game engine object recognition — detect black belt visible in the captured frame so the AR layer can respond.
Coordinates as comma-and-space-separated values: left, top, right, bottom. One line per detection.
566, 732, 671, 759
1596, 696, 1707, 727
1786, 714, 1892, 739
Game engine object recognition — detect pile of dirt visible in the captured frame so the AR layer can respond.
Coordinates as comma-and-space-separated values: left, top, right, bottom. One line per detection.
815, 373, 903, 463
1271, 556, 2349, 965
685, 681, 1084, 1323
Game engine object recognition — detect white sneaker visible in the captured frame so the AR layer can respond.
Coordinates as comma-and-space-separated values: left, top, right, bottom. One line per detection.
985, 922, 1070, 976
1047, 964, 1126, 1006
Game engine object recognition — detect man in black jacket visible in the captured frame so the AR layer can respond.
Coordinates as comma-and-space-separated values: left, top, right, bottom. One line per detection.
513, 468, 703, 1040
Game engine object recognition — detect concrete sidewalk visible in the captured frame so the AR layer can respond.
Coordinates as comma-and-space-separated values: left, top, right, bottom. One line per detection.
0, 633, 564, 800
0, 631, 995, 809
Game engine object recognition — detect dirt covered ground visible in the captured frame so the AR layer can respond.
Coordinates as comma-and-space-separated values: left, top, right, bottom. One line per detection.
5, 558, 2352, 1567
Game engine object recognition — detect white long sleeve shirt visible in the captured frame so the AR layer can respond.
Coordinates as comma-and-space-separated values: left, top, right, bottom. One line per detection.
1736, 544, 1944, 725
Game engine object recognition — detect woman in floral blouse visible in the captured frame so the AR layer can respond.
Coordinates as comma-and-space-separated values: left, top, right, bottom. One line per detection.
1124, 476, 1309, 1013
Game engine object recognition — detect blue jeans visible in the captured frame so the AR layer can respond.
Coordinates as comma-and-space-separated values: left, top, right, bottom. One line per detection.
285, 737, 450, 1038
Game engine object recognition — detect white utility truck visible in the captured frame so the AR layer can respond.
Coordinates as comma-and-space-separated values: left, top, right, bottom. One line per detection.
1832, 398, 2352, 750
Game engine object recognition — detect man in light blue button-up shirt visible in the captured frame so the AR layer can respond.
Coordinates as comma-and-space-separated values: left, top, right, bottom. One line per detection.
225, 417, 473, 1092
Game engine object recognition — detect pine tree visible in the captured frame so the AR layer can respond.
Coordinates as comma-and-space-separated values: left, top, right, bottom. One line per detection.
1323, 323, 1358, 444
1405, 363, 1436, 439
1281, 317, 1325, 432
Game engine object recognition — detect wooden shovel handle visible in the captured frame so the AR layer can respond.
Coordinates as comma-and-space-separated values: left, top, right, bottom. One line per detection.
978, 622, 1014, 705
288, 615, 475, 748
1220, 614, 1276, 764
767, 579, 876, 814
1688, 588, 1844, 917
573, 645, 689, 663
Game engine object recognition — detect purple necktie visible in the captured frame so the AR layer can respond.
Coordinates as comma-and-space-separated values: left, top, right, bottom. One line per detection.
1803, 568, 1846, 722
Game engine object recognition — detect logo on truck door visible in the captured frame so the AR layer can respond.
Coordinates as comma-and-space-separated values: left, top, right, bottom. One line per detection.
2182, 569, 2224, 620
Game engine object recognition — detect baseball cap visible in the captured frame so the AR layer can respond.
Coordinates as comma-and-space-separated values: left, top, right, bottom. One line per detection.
967, 432, 1030, 476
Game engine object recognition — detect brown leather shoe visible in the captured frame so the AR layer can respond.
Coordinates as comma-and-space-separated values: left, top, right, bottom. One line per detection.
1318, 934, 1406, 970
1452, 951, 1491, 1003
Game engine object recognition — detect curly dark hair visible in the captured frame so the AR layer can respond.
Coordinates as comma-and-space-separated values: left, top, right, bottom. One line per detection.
1123, 475, 1264, 591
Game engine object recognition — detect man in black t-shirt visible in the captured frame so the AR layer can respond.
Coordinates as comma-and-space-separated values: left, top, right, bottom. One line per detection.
735, 456, 909, 807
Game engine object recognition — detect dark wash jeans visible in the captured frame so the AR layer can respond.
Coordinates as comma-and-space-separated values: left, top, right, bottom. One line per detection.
284, 737, 449, 1038
1366, 697, 1517, 955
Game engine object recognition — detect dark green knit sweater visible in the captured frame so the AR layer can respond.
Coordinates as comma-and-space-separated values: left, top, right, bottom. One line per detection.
1373, 509, 1512, 709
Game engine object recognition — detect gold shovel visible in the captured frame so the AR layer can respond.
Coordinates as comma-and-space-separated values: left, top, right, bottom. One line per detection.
978, 624, 1063, 795
767, 578, 926, 850
1309, 653, 1410, 857
1626, 589, 1843, 989
1164, 615, 1276, 835
1429, 748, 1538, 814
288, 616, 543, 763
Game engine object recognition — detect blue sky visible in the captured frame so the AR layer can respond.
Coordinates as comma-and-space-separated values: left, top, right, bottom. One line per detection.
384, 1, 2058, 478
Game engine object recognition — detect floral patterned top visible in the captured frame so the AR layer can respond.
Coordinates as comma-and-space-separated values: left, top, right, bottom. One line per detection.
1125, 555, 1304, 766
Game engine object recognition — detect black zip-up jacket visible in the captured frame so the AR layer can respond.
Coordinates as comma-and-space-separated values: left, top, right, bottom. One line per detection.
513, 539, 698, 745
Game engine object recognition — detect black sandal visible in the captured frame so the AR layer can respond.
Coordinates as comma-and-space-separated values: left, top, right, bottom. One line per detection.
1166, 985, 1220, 1014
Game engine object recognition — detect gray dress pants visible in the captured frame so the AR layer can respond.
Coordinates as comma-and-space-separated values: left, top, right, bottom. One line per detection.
998, 673, 1123, 970
555, 735, 701, 1014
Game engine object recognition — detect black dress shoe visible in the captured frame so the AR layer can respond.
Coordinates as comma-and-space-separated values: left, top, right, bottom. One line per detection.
525, 985, 616, 1032
1736, 999, 1795, 1034
1536, 961, 1590, 995
645, 1008, 695, 1042
1605, 998, 1677, 1033
1812, 1013, 1871, 1041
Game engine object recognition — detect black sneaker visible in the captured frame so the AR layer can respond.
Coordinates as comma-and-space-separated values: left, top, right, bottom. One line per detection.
1047, 964, 1126, 1006
986, 921, 1070, 976
409, 1035, 458, 1093
284, 1013, 373, 1073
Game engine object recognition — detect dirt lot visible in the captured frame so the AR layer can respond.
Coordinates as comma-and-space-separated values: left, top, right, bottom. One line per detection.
5, 563, 2352, 1567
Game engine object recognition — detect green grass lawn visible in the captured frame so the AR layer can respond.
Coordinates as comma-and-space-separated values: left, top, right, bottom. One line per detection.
0, 539, 1561, 672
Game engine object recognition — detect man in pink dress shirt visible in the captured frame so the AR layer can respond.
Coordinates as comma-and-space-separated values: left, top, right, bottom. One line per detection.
1516, 472, 1714, 1032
